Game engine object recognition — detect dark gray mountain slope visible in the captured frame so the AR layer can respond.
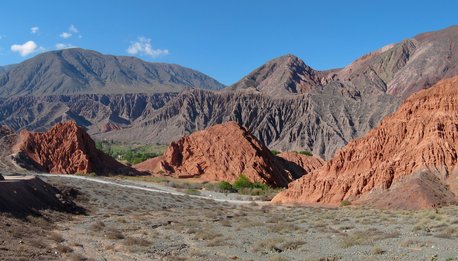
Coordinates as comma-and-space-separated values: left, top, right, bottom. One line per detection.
0, 48, 224, 97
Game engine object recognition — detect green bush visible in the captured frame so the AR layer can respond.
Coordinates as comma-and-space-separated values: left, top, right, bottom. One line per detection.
218, 181, 235, 192
271, 150, 281, 156
297, 150, 313, 156
252, 182, 268, 190
233, 175, 253, 190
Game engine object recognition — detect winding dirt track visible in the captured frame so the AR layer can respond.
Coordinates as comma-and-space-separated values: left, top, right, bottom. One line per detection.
35, 173, 267, 205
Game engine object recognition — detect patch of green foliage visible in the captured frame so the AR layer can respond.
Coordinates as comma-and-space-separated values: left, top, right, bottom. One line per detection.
95, 140, 166, 164
230, 174, 278, 197
233, 174, 253, 190
270, 150, 281, 156
217, 181, 236, 192
297, 150, 313, 156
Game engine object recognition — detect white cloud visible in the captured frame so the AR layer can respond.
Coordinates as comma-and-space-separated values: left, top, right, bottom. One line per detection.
55, 43, 76, 49
60, 24, 81, 39
31, 26, 39, 34
11, 41, 38, 56
69, 24, 79, 33
60, 32, 72, 39
127, 37, 169, 58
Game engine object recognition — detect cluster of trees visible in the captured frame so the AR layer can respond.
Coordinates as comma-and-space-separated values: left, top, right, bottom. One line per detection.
271, 150, 313, 156
217, 174, 268, 193
95, 141, 161, 165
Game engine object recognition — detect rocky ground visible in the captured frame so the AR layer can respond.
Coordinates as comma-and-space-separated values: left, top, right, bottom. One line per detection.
3, 175, 458, 261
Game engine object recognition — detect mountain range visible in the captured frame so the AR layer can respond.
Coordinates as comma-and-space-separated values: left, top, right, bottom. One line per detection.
1, 26, 458, 159
0, 48, 224, 97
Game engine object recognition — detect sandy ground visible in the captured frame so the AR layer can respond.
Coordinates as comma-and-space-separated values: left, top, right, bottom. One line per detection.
2, 174, 458, 260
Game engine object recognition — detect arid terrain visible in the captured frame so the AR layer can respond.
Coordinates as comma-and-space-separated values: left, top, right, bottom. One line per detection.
2, 11, 458, 261
2, 174, 458, 261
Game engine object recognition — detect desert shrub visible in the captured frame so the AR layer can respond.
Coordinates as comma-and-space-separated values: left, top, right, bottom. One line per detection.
297, 150, 313, 156
340, 200, 351, 207
104, 228, 125, 240
252, 182, 268, 190
271, 150, 281, 156
55, 244, 73, 253
124, 237, 151, 247
184, 189, 201, 195
217, 181, 235, 192
48, 232, 65, 243
233, 175, 254, 190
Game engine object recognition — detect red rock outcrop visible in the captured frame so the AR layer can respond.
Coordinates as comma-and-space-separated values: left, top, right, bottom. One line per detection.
100, 122, 122, 133
13, 121, 135, 175
273, 76, 458, 209
276, 152, 325, 179
134, 121, 302, 187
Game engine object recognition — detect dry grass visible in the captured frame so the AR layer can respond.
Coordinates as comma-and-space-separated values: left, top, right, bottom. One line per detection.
371, 246, 385, 255
89, 220, 105, 232
55, 244, 73, 254
340, 229, 399, 248
252, 238, 284, 253
48, 232, 65, 243
104, 228, 125, 240
65, 253, 88, 261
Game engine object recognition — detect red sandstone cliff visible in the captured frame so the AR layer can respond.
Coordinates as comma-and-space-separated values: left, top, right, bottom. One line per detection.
13, 121, 135, 175
134, 122, 321, 187
273, 77, 458, 209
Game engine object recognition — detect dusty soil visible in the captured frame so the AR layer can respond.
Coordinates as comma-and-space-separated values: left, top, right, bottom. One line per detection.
3, 175, 454, 261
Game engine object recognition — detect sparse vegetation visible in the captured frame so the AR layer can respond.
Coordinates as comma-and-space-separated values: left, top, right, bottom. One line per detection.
340, 200, 351, 207
297, 150, 313, 156
217, 181, 236, 192
271, 150, 281, 156
184, 189, 201, 195
95, 140, 166, 164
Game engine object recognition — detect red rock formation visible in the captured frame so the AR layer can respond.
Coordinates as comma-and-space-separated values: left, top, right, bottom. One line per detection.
133, 157, 163, 173
273, 77, 458, 209
276, 152, 325, 179
135, 121, 300, 187
100, 122, 121, 133
13, 121, 134, 175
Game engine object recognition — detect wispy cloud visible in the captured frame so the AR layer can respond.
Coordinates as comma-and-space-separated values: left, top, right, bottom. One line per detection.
31, 26, 39, 34
56, 43, 76, 49
127, 37, 169, 58
60, 32, 72, 39
60, 24, 82, 39
11, 41, 38, 56
69, 24, 79, 33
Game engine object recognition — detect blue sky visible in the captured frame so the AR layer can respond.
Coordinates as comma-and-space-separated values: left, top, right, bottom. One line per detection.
1, 1, 458, 85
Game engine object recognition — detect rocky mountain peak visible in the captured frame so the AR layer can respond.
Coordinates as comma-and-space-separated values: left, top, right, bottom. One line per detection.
229, 54, 324, 96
